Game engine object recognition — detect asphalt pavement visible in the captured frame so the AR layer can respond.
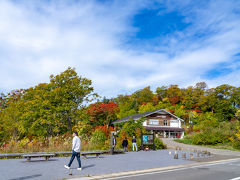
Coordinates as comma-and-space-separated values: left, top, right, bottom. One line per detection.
88, 159, 240, 180
162, 138, 240, 156
0, 150, 194, 180
1, 140, 240, 180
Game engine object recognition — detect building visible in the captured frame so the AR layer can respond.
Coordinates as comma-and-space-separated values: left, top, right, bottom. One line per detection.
113, 109, 185, 138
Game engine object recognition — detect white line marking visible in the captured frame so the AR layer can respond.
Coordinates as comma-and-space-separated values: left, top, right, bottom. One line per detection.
103, 159, 240, 180
229, 177, 240, 180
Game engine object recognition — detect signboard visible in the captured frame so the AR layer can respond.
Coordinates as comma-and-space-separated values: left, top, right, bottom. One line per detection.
142, 134, 154, 145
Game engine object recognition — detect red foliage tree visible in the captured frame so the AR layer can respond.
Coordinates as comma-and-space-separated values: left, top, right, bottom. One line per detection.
87, 102, 119, 127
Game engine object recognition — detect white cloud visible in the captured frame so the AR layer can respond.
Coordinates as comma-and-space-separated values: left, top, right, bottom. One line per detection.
0, 0, 240, 98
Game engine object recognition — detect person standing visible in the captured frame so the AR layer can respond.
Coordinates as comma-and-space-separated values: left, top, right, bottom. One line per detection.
122, 137, 128, 152
132, 136, 138, 152
64, 132, 82, 170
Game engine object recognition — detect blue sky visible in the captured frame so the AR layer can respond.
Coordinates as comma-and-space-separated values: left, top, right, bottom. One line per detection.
0, 0, 240, 98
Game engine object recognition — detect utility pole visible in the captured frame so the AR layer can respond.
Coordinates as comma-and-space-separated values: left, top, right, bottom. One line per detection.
188, 111, 192, 134
110, 131, 115, 155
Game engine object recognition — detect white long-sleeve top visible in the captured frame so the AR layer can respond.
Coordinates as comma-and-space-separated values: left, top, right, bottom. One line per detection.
72, 136, 81, 152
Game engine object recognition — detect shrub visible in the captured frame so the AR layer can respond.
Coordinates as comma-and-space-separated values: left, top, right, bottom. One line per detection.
90, 129, 107, 150
95, 125, 115, 138
233, 140, 240, 150
0, 135, 73, 153
174, 137, 193, 145
75, 121, 92, 141
192, 128, 227, 145
154, 138, 165, 149
232, 127, 240, 150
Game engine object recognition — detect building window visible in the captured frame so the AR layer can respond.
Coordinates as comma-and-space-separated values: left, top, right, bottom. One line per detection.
149, 119, 159, 125
157, 115, 166, 118
164, 120, 168, 126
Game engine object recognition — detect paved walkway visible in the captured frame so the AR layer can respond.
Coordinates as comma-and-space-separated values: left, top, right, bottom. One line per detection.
0, 150, 193, 180
162, 138, 240, 156
2, 140, 240, 180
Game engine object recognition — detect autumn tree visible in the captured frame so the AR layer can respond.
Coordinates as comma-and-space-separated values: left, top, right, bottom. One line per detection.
181, 86, 204, 110
88, 102, 119, 127
0, 67, 96, 140
155, 86, 168, 101
49, 67, 96, 133
0, 90, 25, 141
114, 95, 137, 118
132, 86, 154, 104
166, 85, 183, 105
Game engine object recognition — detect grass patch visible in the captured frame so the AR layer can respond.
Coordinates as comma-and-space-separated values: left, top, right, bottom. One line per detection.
204, 143, 240, 151
174, 139, 240, 151
174, 138, 193, 144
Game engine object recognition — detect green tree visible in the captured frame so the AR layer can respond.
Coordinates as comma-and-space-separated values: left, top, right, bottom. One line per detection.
155, 86, 168, 101
132, 86, 154, 104
138, 102, 155, 113
0, 67, 96, 140
48, 67, 96, 133
181, 86, 204, 110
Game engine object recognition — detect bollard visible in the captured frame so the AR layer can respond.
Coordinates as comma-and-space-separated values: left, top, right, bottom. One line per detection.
181, 153, 186, 159
197, 152, 200, 157
69, 169, 72, 176
190, 153, 194, 159
174, 151, 178, 159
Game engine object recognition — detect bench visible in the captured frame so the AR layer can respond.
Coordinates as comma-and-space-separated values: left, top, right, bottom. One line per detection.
22, 153, 55, 161
0, 153, 25, 159
81, 150, 109, 159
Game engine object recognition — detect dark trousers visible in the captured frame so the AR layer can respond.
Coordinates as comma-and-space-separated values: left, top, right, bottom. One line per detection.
68, 150, 81, 168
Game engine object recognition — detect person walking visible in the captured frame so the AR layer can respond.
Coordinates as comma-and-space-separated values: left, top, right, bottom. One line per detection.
64, 132, 82, 170
132, 136, 138, 152
122, 137, 128, 152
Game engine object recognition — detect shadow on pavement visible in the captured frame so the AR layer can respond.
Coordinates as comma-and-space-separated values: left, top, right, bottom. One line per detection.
69, 164, 95, 170
9, 174, 42, 180
85, 156, 106, 159
21, 159, 58, 163
82, 164, 95, 170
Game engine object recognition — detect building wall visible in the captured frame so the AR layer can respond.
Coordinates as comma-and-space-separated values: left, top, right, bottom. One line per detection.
143, 112, 181, 128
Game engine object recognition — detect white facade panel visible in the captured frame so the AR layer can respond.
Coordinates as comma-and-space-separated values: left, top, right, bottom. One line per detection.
142, 121, 147, 126
170, 119, 179, 128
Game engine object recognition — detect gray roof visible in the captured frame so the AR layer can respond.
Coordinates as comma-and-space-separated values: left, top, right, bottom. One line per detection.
113, 109, 184, 124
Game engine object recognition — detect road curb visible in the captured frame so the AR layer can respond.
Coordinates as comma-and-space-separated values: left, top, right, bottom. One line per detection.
68, 157, 240, 180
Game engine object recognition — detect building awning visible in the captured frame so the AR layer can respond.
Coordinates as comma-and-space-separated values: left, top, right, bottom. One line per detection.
145, 126, 185, 132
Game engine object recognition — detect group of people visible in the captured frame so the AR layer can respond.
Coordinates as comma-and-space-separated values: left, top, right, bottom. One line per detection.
121, 136, 138, 152
64, 132, 139, 171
